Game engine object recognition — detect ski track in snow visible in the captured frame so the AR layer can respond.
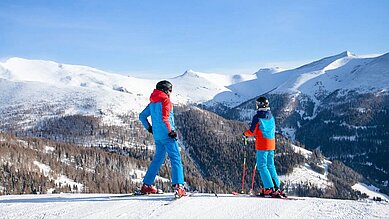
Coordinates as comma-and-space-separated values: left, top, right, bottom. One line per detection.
0, 193, 388, 219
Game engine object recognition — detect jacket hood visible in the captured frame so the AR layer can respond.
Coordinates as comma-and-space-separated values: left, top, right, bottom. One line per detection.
150, 89, 169, 103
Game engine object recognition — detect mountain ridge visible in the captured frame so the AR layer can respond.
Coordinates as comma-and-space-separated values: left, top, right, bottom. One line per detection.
1, 51, 388, 112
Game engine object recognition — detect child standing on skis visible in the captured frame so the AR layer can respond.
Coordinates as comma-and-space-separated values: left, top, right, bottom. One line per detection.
243, 96, 285, 198
138, 80, 186, 197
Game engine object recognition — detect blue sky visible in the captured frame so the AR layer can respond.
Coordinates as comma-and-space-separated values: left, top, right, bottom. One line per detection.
0, 0, 388, 78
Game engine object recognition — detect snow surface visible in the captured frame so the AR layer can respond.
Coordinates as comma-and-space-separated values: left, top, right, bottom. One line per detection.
279, 145, 332, 189
0, 193, 388, 219
53, 175, 84, 193
282, 145, 389, 201
291, 145, 314, 159
33, 161, 52, 177
129, 169, 170, 184
352, 183, 389, 201
33, 161, 84, 193
45, 146, 55, 153
279, 163, 332, 190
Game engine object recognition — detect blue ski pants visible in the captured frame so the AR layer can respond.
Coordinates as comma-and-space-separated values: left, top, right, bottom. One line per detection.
256, 150, 280, 189
143, 138, 184, 185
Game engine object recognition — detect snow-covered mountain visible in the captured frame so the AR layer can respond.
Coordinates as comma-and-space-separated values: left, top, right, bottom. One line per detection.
0, 58, 154, 117
0, 58, 259, 127
1, 51, 388, 119
209, 51, 389, 108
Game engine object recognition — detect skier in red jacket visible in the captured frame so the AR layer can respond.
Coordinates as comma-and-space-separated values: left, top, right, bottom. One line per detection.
139, 80, 186, 198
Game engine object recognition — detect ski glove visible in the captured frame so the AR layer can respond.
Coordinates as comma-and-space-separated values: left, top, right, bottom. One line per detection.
168, 131, 177, 139
147, 126, 153, 134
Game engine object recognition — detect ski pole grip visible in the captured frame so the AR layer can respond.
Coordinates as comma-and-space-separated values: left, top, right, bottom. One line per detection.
242, 136, 248, 146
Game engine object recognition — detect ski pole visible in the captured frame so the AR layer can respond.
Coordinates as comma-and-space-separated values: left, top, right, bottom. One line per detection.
241, 136, 248, 194
241, 153, 246, 194
250, 163, 257, 195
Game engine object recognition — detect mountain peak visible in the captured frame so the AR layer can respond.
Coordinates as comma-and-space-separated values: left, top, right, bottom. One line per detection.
294, 51, 356, 72
255, 67, 283, 76
339, 51, 355, 57
323, 51, 355, 61
5, 57, 59, 66
182, 69, 200, 78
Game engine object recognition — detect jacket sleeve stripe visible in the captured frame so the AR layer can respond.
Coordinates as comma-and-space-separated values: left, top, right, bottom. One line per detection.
162, 98, 172, 132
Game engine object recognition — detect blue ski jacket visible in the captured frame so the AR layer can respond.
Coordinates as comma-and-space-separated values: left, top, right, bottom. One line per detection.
139, 89, 175, 140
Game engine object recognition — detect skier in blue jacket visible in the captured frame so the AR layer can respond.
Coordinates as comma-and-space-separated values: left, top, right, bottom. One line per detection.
139, 80, 186, 197
244, 96, 286, 198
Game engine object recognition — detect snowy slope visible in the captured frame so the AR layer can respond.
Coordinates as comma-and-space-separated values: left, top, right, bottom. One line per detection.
0, 57, 154, 92
203, 51, 389, 108
279, 145, 333, 190
0, 79, 149, 128
261, 51, 389, 97
0, 58, 257, 117
279, 145, 389, 201
352, 183, 389, 201
208, 67, 283, 106
0, 193, 388, 219
297, 53, 389, 95
170, 70, 255, 105
0, 60, 151, 127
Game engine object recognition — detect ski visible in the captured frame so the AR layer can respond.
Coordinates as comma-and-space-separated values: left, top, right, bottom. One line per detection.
231, 191, 246, 196
132, 188, 164, 196
231, 191, 302, 200
163, 192, 188, 205
108, 193, 135, 199
187, 192, 218, 198
109, 190, 164, 198
255, 195, 302, 201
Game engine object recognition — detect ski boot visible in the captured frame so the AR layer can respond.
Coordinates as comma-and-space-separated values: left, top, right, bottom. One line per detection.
276, 189, 287, 198
273, 186, 287, 198
139, 184, 158, 195
258, 188, 273, 197
174, 184, 186, 198
270, 188, 287, 198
